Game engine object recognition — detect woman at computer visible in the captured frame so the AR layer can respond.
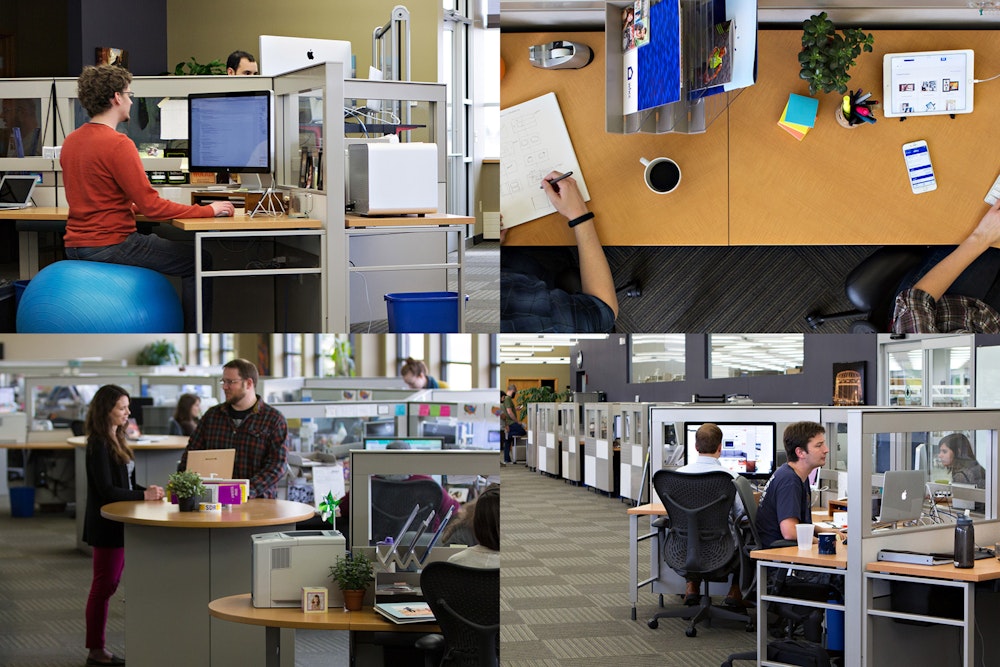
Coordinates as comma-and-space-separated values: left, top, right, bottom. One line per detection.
448, 485, 499, 568
82, 385, 165, 666
400, 358, 449, 390
938, 432, 986, 488
168, 393, 201, 436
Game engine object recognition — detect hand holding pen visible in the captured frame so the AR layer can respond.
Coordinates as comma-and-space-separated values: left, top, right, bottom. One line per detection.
540, 170, 573, 192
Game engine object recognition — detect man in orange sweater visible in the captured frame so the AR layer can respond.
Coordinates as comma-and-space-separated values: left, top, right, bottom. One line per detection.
61, 65, 234, 332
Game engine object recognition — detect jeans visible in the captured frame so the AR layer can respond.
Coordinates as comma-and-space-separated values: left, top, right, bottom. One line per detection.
86, 546, 125, 650
501, 432, 513, 463
65, 232, 212, 332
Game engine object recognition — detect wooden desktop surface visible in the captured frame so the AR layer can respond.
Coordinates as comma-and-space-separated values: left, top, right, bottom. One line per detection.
66, 435, 189, 450
101, 498, 315, 528
0, 206, 322, 231
209, 593, 441, 633
751, 543, 848, 569
866, 553, 1000, 583
345, 213, 474, 228
500, 31, 730, 246
504, 29, 1000, 247
730, 29, 1000, 246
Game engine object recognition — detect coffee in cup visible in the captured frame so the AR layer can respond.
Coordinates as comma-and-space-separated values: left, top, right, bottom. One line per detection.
639, 157, 681, 194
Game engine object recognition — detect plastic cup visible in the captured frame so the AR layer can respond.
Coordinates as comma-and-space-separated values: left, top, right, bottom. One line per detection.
796, 523, 814, 549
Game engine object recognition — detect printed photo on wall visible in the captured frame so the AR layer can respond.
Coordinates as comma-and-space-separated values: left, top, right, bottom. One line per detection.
832, 361, 866, 406
96, 48, 129, 68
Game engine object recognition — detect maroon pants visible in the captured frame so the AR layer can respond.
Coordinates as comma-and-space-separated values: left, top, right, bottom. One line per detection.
86, 546, 125, 650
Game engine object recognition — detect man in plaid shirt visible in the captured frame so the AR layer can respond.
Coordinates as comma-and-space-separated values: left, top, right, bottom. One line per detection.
179, 358, 288, 499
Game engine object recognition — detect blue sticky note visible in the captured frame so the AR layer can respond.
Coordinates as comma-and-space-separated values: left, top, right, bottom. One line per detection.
785, 93, 819, 128
394, 404, 406, 416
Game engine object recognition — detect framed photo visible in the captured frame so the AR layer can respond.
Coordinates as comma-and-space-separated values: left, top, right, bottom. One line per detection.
832, 361, 866, 406
302, 586, 328, 613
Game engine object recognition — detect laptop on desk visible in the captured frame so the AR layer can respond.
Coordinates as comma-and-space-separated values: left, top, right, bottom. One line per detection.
878, 470, 926, 523
187, 448, 236, 479
0, 175, 38, 210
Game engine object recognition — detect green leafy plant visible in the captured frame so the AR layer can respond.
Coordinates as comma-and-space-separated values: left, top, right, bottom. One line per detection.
329, 552, 374, 591
798, 12, 874, 95
136, 339, 181, 366
328, 335, 356, 377
173, 57, 226, 76
166, 469, 207, 499
515, 386, 571, 422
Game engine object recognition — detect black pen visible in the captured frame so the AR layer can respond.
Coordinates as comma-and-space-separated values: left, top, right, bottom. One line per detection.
541, 171, 573, 190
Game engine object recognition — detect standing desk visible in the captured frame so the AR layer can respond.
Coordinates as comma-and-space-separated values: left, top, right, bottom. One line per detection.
502, 29, 1000, 247
101, 499, 315, 667
69, 434, 188, 552
208, 593, 440, 667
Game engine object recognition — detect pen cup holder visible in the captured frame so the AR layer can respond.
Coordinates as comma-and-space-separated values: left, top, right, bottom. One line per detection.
835, 107, 859, 129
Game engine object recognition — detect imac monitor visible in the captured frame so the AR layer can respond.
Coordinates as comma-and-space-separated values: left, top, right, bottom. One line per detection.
364, 420, 396, 438
363, 437, 444, 451
883, 50, 975, 118
129, 396, 154, 426
682, 422, 777, 479
188, 90, 273, 173
259, 35, 353, 80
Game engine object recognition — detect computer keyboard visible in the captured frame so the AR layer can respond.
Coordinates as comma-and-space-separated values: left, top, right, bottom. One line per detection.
986, 171, 1000, 206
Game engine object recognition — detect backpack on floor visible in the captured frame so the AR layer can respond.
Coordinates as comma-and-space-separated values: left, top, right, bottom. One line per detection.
766, 639, 831, 667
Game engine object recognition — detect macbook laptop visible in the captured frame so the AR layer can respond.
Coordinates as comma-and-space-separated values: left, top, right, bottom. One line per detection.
878, 470, 926, 523
0, 175, 38, 209
187, 448, 236, 479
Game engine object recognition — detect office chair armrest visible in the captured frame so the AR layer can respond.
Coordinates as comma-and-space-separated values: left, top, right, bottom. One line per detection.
414, 633, 445, 652
651, 516, 669, 529
768, 539, 797, 548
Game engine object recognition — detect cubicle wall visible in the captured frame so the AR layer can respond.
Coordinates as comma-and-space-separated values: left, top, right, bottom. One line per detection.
535, 403, 561, 476
558, 403, 583, 484
524, 402, 541, 471
348, 449, 500, 549
615, 402, 652, 503
407, 401, 501, 450
583, 403, 613, 493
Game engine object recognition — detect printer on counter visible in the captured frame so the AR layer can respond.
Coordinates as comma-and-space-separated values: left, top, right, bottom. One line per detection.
252, 529, 346, 608
348, 142, 438, 216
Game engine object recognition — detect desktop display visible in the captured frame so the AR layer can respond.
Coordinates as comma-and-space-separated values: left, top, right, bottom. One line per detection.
363, 437, 444, 451
188, 90, 273, 174
259, 35, 353, 81
683, 421, 777, 479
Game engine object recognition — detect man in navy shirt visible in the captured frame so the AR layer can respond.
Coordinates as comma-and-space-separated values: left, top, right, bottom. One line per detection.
756, 422, 828, 548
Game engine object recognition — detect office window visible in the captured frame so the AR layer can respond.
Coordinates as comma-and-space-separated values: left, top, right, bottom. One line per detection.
628, 335, 686, 383
482, 27, 500, 158
709, 334, 804, 378
195, 335, 212, 366
442, 334, 473, 389
219, 334, 235, 364
284, 334, 303, 377
490, 335, 499, 388
316, 334, 356, 377
398, 334, 425, 365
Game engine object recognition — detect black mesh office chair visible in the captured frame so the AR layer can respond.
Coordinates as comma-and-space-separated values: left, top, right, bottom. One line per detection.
415, 561, 499, 667
720, 476, 765, 666
647, 470, 751, 637
70, 420, 86, 437
805, 246, 927, 332
371, 477, 445, 544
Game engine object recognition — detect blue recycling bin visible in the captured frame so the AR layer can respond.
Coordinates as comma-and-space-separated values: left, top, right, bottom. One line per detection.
384, 292, 469, 333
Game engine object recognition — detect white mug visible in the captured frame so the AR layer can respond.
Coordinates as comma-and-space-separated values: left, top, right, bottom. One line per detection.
639, 156, 681, 194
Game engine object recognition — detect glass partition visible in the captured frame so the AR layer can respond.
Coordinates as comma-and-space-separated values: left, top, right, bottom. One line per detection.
709, 334, 804, 378
1, 96, 43, 157
628, 334, 685, 383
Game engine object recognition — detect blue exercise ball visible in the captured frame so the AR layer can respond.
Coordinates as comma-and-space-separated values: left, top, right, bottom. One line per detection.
16, 261, 183, 333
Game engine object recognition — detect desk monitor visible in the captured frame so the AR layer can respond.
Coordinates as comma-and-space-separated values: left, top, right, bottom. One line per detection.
365, 419, 396, 438
129, 396, 154, 426
683, 422, 777, 479
188, 90, 273, 174
363, 437, 444, 451
259, 35, 353, 81
878, 470, 926, 523
419, 420, 457, 445
883, 50, 975, 118
187, 448, 236, 479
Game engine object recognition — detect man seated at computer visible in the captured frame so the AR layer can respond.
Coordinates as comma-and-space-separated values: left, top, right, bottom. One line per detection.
756, 421, 828, 548
61, 65, 234, 333
226, 50, 258, 75
675, 423, 747, 607
501, 173, 618, 332
178, 358, 288, 498
892, 200, 1000, 333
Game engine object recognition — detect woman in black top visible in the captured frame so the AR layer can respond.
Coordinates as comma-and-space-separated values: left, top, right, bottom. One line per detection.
83, 385, 164, 666
167, 392, 201, 436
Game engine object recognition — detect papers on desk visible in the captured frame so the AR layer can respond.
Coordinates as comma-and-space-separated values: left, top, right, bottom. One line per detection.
499, 92, 590, 228
373, 601, 435, 624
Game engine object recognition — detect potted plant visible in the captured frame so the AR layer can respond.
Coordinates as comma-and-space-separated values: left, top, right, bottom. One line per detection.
166, 470, 206, 512
136, 339, 182, 366
798, 12, 874, 95
515, 385, 571, 423
173, 57, 226, 76
329, 552, 374, 611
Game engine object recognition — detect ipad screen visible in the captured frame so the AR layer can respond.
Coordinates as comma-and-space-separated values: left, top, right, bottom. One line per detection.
884, 50, 974, 117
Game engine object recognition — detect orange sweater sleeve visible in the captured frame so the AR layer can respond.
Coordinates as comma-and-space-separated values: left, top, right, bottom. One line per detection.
62, 123, 214, 247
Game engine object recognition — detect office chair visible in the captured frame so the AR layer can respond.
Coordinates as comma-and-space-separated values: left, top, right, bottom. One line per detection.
371, 477, 446, 544
414, 561, 499, 667
647, 470, 751, 637
721, 477, 764, 666
805, 246, 927, 332
70, 420, 85, 437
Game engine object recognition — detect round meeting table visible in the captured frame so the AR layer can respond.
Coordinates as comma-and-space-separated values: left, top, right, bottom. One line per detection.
101, 498, 315, 667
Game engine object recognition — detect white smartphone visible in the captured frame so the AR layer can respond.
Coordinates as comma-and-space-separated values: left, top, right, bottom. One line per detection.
902, 140, 937, 194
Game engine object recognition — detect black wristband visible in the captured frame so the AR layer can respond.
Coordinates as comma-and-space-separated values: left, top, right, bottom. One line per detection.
567, 212, 595, 228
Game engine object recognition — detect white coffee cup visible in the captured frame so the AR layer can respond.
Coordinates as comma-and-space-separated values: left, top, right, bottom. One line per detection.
639, 156, 682, 194
796, 523, 814, 550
